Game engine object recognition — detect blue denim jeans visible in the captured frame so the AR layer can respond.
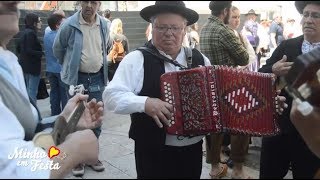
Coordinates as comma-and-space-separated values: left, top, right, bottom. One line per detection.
65, 70, 105, 138
47, 72, 68, 116
24, 73, 40, 104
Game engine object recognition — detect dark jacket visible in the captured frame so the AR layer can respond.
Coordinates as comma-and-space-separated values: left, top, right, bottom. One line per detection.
259, 35, 304, 133
17, 28, 43, 75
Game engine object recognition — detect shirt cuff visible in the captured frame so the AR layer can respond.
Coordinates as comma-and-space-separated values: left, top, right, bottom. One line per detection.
132, 96, 148, 113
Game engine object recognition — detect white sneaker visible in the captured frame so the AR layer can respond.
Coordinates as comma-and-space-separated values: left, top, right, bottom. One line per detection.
72, 163, 85, 177
88, 159, 105, 172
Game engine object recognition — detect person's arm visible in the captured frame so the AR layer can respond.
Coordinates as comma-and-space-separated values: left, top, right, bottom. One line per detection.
43, 32, 53, 62
255, 24, 263, 54
269, 23, 278, 48
190, 31, 200, 45
0, 100, 51, 178
124, 36, 129, 54
202, 54, 212, 66
222, 28, 249, 66
240, 33, 257, 65
103, 50, 148, 114
24, 31, 43, 58
258, 41, 287, 73
290, 101, 320, 158
0, 93, 102, 179
270, 33, 277, 48
244, 20, 255, 35
53, 23, 69, 64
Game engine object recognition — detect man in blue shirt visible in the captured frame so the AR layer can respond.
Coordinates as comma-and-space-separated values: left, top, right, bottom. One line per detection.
44, 14, 67, 115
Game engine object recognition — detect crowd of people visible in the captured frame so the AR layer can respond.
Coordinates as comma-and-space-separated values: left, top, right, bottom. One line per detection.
0, 0, 319, 179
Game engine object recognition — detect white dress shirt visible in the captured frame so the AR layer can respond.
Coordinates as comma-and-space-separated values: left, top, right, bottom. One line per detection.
0, 47, 50, 178
103, 46, 211, 146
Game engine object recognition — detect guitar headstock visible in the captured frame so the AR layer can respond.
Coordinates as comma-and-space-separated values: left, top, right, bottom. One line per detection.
68, 84, 87, 96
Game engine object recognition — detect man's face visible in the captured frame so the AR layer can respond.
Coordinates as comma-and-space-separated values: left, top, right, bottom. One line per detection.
0, 1, 20, 43
36, 17, 42, 30
301, 4, 320, 40
81, 1, 101, 19
152, 13, 187, 56
247, 14, 257, 21
229, 9, 240, 30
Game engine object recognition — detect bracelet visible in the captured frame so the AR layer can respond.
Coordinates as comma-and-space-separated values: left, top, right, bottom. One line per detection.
55, 152, 67, 160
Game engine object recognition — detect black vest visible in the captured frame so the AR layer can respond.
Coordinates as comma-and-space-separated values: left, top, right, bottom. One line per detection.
129, 42, 205, 148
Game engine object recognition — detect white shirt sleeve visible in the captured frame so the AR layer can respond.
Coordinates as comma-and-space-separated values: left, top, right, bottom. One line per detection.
103, 49, 212, 114
202, 54, 212, 66
0, 99, 50, 179
103, 50, 148, 114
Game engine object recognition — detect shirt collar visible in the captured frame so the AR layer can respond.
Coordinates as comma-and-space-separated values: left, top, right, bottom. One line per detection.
79, 10, 100, 26
302, 40, 320, 54
209, 15, 225, 25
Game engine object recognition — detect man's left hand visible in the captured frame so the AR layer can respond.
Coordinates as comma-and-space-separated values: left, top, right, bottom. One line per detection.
78, 98, 104, 130
60, 94, 104, 130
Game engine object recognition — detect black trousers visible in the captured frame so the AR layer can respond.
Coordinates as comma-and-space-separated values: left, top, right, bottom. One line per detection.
134, 140, 203, 179
259, 130, 320, 179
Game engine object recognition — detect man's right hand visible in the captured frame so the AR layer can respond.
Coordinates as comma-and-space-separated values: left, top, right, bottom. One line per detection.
145, 98, 173, 128
272, 55, 294, 76
64, 129, 99, 165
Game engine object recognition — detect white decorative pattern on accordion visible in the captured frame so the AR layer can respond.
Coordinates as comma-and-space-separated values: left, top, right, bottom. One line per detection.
224, 86, 261, 114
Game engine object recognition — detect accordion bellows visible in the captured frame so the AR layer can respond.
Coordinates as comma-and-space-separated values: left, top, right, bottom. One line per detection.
160, 66, 280, 136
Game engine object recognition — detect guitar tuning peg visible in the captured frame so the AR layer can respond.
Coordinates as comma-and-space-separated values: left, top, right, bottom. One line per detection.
68, 85, 75, 96
77, 84, 85, 94
296, 100, 313, 116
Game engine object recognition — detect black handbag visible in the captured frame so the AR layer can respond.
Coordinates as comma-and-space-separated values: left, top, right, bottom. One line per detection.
37, 78, 49, 100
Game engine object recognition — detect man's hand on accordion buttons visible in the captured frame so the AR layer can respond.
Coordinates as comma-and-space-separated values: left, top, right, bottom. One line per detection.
272, 55, 294, 76
145, 98, 173, 128
275, 90, 288, 115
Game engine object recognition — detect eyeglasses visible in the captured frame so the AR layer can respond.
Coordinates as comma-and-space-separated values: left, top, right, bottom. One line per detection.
302, 11, 320, 19
154, 26, 184, 34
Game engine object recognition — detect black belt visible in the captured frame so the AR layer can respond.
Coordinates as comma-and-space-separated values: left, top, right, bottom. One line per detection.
79, 67, 103, 75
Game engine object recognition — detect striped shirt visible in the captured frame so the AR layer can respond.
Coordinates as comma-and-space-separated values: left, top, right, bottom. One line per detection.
200, 15, 249, 66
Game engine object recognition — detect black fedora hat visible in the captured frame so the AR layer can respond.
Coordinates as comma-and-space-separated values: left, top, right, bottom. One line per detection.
140, 1, 199, 26
295, 1, 320, 14
245, 9, 258, 16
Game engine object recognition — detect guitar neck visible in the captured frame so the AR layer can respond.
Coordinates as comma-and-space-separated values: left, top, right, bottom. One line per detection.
66, 101, 86, 134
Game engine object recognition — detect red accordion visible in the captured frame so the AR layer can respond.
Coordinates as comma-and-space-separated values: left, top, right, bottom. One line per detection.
160, 66, 280, 136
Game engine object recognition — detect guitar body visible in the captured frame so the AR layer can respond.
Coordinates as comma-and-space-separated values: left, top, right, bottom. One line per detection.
33, 116, 67, 150
32, 100, 86, 150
